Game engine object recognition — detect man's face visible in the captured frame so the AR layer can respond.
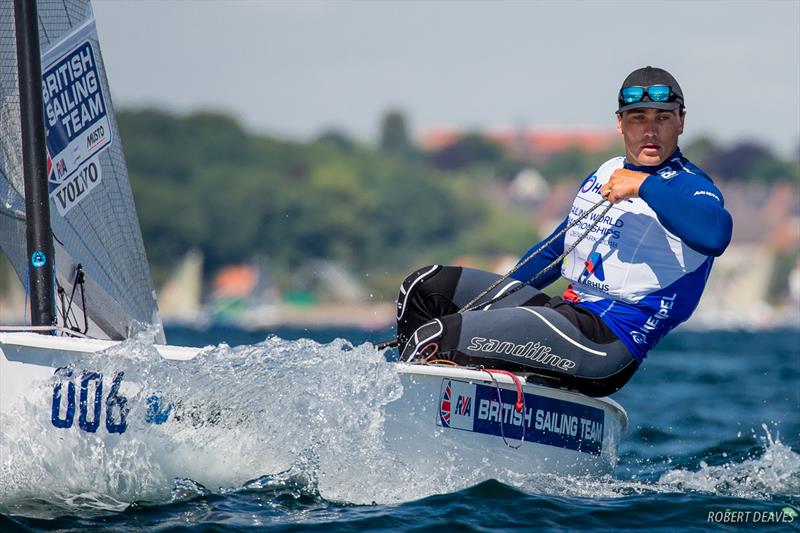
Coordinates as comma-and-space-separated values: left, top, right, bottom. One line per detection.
616, 108, 685, 166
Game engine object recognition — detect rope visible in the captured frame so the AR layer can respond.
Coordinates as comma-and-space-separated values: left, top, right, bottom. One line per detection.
375, 197, 614, 350
459, 198, 613, 313
482, 368, 526, 449
420, 342, 439, 360
58, 265, 88, 334
485, 369, 525, 413
425, 359, 459, 366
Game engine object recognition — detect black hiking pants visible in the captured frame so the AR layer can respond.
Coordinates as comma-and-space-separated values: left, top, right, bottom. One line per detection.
396, 265, 638, 397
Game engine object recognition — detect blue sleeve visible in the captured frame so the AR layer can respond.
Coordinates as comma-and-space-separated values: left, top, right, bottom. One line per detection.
638, 174, 733, 257
510, 217, 567, 288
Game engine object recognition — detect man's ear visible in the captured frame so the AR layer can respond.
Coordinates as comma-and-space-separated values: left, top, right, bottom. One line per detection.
616, 112, 624, 135
678, 109, 686, 135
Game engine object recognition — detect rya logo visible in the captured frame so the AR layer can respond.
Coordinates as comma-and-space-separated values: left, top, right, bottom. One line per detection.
455, 394, 472, 416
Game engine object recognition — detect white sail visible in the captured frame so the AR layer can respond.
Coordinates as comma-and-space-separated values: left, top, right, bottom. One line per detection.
0, 1, 163, 341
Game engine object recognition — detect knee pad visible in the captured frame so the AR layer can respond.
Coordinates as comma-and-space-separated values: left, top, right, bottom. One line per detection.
400, 314, 462, 362
396, 265, 441, 321
400, 318, 444, 362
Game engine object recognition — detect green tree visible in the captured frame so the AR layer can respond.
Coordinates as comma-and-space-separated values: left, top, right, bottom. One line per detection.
431, 133, 505, 171
682, 135, 716, 167
379, 110, 410, 154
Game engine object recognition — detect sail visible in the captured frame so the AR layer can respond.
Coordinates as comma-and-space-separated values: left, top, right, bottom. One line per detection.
0, 1, 164, 342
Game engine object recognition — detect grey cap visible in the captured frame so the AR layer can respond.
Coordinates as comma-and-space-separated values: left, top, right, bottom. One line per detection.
617, 66, 684, 113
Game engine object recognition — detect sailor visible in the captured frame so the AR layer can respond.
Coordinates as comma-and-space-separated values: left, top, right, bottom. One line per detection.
397, 66, 733, 397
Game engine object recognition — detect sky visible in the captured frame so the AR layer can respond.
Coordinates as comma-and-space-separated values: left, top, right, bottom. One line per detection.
91, 0, 800, 156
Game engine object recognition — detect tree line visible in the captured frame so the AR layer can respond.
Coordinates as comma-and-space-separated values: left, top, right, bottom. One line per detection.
119, 109, 537, 294
118, 108, 798, 295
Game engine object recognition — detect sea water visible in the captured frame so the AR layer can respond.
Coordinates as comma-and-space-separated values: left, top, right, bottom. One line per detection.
0, 326, 797, 531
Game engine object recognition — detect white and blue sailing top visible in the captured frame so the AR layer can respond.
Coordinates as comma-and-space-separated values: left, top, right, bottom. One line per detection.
512, 149, 733, 362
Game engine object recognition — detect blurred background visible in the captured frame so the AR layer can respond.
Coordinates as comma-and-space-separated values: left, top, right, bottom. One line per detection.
2, 0, 797, 332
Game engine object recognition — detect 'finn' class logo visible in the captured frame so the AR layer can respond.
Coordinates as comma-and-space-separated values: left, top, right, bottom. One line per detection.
584, 252, 605, 281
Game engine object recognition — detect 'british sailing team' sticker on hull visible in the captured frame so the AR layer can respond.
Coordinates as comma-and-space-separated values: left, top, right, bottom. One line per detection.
438, 379, 605, 455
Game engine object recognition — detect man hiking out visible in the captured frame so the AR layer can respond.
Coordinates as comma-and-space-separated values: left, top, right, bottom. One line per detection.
396, 66, 733, 397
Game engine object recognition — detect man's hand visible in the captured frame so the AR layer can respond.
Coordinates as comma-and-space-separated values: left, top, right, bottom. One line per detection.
599, 169, 650, 204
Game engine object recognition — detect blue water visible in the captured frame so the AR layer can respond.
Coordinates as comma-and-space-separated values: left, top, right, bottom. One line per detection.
1, 326, 798, 531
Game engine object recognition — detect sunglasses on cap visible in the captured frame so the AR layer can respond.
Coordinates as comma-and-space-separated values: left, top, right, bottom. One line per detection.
619, 85, 680, 104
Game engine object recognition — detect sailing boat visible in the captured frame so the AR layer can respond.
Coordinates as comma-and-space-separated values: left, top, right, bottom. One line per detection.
0, 0, 628, 498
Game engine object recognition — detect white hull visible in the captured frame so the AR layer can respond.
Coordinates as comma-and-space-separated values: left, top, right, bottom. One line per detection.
387, 365, 627, 477
0, 332, 627, 486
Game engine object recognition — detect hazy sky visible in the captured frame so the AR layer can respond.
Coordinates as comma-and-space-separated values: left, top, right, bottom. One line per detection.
92, 0, 800, 155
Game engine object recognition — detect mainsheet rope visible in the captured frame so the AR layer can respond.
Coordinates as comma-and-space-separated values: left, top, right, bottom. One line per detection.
375, 197, 612, 350
459, 197, 612, 313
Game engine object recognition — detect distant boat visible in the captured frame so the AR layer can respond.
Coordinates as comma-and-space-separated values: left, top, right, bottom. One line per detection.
157, 248, 204, 324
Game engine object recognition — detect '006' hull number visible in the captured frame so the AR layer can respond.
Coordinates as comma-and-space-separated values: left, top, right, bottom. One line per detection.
50, 368, 128, 434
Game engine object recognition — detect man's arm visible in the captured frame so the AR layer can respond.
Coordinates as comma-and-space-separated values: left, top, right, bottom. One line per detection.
638, 175, 732, 256
600, 169, 733, 257
510, 217, 567, 288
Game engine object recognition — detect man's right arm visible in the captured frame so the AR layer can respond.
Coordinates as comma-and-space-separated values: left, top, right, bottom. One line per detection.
510, 217, 567, 288
638, 173, 732, 257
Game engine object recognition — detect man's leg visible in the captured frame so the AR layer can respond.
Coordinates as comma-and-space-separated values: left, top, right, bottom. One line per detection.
395, 264, 638, 395
396, 265, 547, 354
400, 305, 637, 397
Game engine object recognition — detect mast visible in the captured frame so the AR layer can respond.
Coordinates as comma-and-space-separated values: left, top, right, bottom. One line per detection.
14, 0, 56, 330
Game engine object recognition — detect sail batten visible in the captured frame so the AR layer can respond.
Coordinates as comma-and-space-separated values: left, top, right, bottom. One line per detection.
0, 0, 164, 341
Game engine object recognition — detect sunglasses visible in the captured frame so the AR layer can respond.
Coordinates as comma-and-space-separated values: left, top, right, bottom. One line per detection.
619, 85, 679, 104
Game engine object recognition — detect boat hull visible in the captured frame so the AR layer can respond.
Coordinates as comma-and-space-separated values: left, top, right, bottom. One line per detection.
387, 365, 626, 478
0, 332, 627, 485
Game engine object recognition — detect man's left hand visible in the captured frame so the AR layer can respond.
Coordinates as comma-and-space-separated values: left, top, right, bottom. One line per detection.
599, 169, 650, 204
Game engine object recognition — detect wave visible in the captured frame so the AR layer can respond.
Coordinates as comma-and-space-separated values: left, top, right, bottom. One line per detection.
1, 333, 798, 519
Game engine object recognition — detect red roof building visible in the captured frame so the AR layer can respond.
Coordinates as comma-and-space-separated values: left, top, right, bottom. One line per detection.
418, 125, 619, 157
